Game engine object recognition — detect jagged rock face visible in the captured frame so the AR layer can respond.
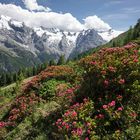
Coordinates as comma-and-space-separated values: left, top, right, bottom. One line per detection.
69, 29, 106, 58
33, 29, 79, 60
0, 15, 109, 72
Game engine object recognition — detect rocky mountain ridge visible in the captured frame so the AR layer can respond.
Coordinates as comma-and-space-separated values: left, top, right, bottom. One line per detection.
0, 15, 122, 72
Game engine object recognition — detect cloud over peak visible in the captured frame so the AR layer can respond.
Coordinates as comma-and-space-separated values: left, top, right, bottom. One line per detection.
22, 0, 51, 12
0, 3, 83, 32
0, 2, 120, 32
84, 15, 111, 32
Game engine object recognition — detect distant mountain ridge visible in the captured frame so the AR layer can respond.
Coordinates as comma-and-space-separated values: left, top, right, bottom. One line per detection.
0, 15, 123, 72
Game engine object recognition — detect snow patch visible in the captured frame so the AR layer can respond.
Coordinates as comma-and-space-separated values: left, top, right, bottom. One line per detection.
22, 44, 29, 48
66, 32, 79, 43
47, 32, 63, 43
0, 15, 12, 30
10, 20, 23, 28
34, 27, 45, 37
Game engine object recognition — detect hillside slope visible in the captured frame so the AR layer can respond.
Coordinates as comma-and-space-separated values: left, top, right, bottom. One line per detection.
0, 41, 140, 140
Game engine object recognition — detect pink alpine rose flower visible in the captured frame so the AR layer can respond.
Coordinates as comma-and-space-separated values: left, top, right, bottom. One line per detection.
104, 80, 109, 87
90, 61, 97, 65
103, 105, 108, 109
117, 107, 123, 111
108, 101, 116, 107
118, 79, 125, 84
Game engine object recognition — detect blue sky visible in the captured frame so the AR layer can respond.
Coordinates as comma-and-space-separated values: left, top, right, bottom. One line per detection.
0, 0, 140, 31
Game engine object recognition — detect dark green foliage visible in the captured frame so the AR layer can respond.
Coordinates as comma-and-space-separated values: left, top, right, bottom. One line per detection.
39, 79, 68, 99
0, 62, 48, 87
133, 19, 140, 39
105, 20, 140, 48
57, 55, 65, 65
49, 59, 56, 66
0, 73, 7, 86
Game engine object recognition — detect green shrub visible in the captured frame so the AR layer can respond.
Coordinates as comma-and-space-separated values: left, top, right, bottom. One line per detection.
39, 79, 70, 99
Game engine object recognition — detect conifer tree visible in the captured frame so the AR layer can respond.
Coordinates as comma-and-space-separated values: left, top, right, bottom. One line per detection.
13, 72, 18, 82
57, 55, 65, 65
49, 59, 56, 66
0, 73, 6, 86
33, 66, 37, 76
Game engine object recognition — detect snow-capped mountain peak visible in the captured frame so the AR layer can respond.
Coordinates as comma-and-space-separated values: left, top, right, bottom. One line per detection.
0, 14, 123, 64
33, 27, 79, 43
98, 29, 123, 42
0, 15, 24, 30
0, 15, 123, 42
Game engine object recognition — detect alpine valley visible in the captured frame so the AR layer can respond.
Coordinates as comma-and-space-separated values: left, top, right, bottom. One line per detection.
0, 15, 122, 72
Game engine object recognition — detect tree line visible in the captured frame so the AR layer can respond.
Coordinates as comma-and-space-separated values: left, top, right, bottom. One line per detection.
0, 55, 66, 87
111, 19, 140, 47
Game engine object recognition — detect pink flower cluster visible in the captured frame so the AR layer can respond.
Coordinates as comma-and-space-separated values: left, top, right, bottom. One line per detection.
57, 87, 74, 97
118, 79, 125, 85
57, 86, 79, 102
55, 119, 70, 130
90, 61, 97, 65
55, 99, 94, 139
101, 70, 106, 75
130, 112, 137, 118
71, 127, 83, 136
64, 110, 77, 118
102, 100, 123, 112
117, 107, 123, 111
104, 80, 109, 87
108, 66, 116, 73
96, 114, 104, 119
108, 101, 116, 107
102, 101, 117, 109
8, 93, 40, 122
124, 42, 137, 49
0, 121, 15, 128
117, 95, 123, 100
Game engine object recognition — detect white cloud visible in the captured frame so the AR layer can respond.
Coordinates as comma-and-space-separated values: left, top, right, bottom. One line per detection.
84, 15, 111, 32
0, 3, 122, 33
22, 0, 51, 12
0, 3, 83, 32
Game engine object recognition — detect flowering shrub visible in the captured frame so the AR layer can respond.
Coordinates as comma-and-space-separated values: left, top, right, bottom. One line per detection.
55, 99, 97, 139
7, 93, 40, 122
57, 86, 79, 103
23, 66, 74, 93
22, 76, 41, 93
1, 42, 140, 139
0, 121, 15, 128
0, 121, 15, 139
39, 79, 71, 99
39, 66, 74, 81
47, 42, 140, 139
80, 43, 139, 100
78, 42, 140, 138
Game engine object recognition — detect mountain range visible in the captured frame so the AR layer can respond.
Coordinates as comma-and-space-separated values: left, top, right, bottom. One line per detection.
0, 15, 123, 72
